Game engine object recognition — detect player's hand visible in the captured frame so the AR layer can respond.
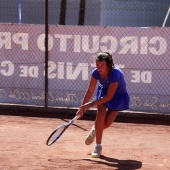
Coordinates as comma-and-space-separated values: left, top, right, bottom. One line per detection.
80, 102, 93, 112
76, 108, 84, 119
76, 102, 93, 118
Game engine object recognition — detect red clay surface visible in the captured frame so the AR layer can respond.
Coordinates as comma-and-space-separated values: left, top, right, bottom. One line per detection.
0, 110, 170, 170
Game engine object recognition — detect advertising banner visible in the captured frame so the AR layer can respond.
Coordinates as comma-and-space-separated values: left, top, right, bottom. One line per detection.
0, 24, 169, 113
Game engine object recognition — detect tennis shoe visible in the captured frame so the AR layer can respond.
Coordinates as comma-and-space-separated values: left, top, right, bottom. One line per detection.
85, 126, 95, 145
91, 145, 102, 158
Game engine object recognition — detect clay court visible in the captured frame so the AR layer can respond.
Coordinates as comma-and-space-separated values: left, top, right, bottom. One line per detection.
0, 110, 169, 170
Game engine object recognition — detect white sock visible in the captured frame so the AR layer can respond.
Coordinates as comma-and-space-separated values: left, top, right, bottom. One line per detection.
96, 144, 102, 148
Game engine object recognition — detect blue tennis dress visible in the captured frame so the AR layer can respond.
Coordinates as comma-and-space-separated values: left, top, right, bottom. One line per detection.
92, 67, 130, 111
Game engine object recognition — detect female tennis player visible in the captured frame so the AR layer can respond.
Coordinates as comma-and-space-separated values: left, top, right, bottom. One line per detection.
76, 52, 130, 158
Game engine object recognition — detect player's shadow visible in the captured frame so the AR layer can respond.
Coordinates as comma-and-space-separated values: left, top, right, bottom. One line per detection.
84, 155, 142, 170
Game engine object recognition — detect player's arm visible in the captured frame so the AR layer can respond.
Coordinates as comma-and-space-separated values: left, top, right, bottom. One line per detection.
76, 76, 97, 118
80, 81, 118, 114
82, 76, 97, 104
92, 82, 118, 106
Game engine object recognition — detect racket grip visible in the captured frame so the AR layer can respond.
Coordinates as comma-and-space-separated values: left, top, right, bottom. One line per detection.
75, 115, 80, 120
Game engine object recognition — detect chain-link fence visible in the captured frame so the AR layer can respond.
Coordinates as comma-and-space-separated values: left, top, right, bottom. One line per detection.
0, 0, 169, 114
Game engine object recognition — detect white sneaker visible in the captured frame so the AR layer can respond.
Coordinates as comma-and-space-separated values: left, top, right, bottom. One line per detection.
91, 145, 102, 158
85, 126, 95, 145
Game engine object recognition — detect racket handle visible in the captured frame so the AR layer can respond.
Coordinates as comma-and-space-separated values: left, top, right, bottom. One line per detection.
74, 115, 80, 120
68, 115, 79, 124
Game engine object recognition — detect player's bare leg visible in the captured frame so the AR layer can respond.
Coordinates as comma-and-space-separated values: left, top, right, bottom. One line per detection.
85, 108, 119, 144
95, 104, 107, 144
91, 104, 106, 158
104, 110, 119, 129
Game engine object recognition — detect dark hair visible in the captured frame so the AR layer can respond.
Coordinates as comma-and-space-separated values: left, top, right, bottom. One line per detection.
95, 52, 114, 72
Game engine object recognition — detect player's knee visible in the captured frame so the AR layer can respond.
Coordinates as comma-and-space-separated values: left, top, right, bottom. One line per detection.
104, 121, 111, 129
96, 111, 106, 120
97, 104, 106, 112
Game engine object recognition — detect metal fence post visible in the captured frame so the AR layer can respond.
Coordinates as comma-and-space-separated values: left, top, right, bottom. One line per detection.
45, 0, 49, 107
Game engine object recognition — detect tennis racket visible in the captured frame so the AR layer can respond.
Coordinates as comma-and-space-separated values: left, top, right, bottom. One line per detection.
46, 115, 79, 146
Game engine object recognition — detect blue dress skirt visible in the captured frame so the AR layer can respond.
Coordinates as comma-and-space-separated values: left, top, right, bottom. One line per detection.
96, 85, 130, 111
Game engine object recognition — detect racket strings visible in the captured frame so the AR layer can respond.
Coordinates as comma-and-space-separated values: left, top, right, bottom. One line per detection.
46, 116, 78, 146
47, 125, 66, 145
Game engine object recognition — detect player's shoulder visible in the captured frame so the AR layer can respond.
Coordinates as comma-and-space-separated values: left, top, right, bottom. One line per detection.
108, 67, 124, 81
111, 67, 122, 75
92, 68, 99, 75
92, 68, 100, 79
92, 68, 98, 72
